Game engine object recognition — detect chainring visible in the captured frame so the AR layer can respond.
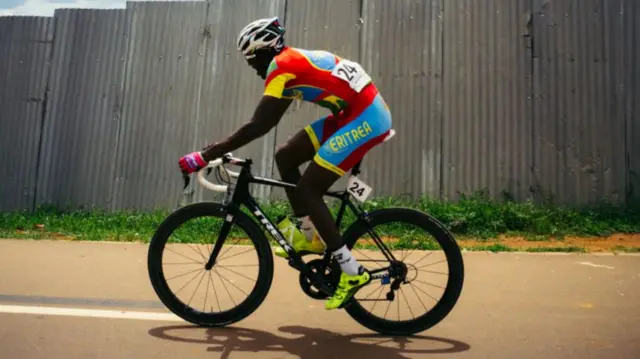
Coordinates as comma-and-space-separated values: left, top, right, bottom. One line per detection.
298, 258, 340, 300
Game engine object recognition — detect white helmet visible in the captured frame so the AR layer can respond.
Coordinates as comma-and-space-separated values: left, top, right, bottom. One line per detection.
237, 17, 286, 59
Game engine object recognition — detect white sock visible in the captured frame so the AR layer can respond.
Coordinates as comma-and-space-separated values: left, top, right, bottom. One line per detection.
333, 245, 362, 276
297, 215, 324, 243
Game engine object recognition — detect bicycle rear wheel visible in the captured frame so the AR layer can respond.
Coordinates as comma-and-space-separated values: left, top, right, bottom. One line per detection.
147, 202, 274, 327
341, 207, 464, 336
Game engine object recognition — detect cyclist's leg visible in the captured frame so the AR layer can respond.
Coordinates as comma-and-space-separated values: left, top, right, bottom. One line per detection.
274, 128, 316, 215
272, 115, 334, 257
296, 91, 392, 309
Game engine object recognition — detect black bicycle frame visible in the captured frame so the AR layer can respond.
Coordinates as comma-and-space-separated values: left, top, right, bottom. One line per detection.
202, 156, 397, 291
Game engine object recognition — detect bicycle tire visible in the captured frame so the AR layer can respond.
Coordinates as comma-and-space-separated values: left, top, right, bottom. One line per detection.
147, 202, 274, 327
341, 207, 464, 336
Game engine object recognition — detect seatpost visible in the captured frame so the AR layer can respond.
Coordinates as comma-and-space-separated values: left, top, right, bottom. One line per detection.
351, 160, 363, 176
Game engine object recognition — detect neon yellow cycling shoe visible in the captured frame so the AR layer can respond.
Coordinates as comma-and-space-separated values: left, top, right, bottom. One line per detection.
274, 217, 326, 258
325, 268, 371, 310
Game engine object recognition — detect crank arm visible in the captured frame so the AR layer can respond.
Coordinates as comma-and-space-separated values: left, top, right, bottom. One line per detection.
288, 258, 335, 296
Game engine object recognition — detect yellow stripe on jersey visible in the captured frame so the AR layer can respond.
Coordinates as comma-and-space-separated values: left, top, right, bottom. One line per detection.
264, 73, 296, 99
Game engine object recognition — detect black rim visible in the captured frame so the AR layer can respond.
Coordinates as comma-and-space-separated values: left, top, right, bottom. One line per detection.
148, 203, 273, 326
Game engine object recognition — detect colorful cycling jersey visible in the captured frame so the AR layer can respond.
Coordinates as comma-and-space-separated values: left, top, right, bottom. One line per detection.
263, 47, 373, 115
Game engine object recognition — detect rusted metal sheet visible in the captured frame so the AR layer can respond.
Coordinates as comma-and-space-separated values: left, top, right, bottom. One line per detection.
0, 16, 53, 211
35, 9, 130, 210
442, 0, 534, 202
359, 0, 444, 199
194, 0, 286, 202
110, 1, 209, 210
532, 0, 627, 205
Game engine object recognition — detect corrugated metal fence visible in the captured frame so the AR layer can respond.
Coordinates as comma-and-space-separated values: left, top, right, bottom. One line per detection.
0, 16, 53, 211
0, 0, 638, 211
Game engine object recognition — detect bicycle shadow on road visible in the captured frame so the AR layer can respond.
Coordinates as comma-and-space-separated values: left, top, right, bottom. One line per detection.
148, 324, 470, 359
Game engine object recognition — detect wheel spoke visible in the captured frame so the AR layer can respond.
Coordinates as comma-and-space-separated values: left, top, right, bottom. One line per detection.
368, 285, 386, 313
217, 247, 256, 263
187, 271, 207, 306
217, 265, 257, 284
215, 268, 249, 297
174, 269, 204, 297
209, 271, 221, 312
417, 259, 447, 269
166, 267, 203, 281
419, 269, 448, 275
408, 280, 429, 312
214, 268, 237, 306
203, 271, 211, 312
412, 278, 445, 290
383, 297, 392, 319
399, 287, 415, 319
187, 243, 207, 262
164, 247, 201, 264
411, 251, 435, 267
215, 237, 245, 263
409, 281, 439, 303
163, 262, 201, 265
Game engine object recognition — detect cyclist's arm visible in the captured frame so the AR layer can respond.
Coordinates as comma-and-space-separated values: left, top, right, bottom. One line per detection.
201, 95, 292, 161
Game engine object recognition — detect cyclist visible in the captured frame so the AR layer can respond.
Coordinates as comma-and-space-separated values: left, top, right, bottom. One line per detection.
178, 17, 392, 310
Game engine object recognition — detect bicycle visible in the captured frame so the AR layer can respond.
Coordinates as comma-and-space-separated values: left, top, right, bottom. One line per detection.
147, 134, 464, 336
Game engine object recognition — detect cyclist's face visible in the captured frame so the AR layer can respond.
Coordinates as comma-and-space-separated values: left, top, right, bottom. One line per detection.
246, 50, 275, 79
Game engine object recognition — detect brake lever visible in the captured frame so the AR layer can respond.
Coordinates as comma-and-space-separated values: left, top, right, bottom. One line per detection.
180, 157, 227, 208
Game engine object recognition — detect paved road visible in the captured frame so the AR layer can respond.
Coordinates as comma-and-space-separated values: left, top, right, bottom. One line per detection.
0, 239, 638, 359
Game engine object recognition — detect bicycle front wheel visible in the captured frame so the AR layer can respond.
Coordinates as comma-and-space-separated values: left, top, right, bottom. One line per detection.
341, 207, 465, 336
147, 202, 274, 327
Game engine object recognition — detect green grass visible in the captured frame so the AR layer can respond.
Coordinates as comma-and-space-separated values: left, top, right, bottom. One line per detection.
465, 244, 516, 253
1, 192, 639, 249
613, 246, 640, 253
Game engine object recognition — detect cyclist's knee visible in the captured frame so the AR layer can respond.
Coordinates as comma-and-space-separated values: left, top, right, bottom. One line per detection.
296, 161, 340, 198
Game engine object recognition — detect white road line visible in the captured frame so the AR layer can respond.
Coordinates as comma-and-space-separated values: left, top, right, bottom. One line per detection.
0, 304, 183, 321
577, 261, 615, 270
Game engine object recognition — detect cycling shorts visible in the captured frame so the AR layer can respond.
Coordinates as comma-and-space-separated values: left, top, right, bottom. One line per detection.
304, 84, 392, 176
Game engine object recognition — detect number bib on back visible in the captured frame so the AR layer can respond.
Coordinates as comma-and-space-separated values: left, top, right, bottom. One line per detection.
331, 59, 372, 93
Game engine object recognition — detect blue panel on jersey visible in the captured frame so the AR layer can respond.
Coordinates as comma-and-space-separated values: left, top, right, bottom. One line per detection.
266, 59, 278, 77
283, 85, 325, 101
295, 48, 337, 71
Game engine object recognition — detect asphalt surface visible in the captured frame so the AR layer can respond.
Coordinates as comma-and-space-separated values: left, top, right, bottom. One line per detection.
0, 239, 639, 359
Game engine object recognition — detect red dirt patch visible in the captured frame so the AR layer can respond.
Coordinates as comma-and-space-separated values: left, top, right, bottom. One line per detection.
457, 233, 640, 252
369, 234, 640, 252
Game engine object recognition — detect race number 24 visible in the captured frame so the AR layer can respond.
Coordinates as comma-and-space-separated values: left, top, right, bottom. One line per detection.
347, 176, 372, 202
331, 60, 372, 93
